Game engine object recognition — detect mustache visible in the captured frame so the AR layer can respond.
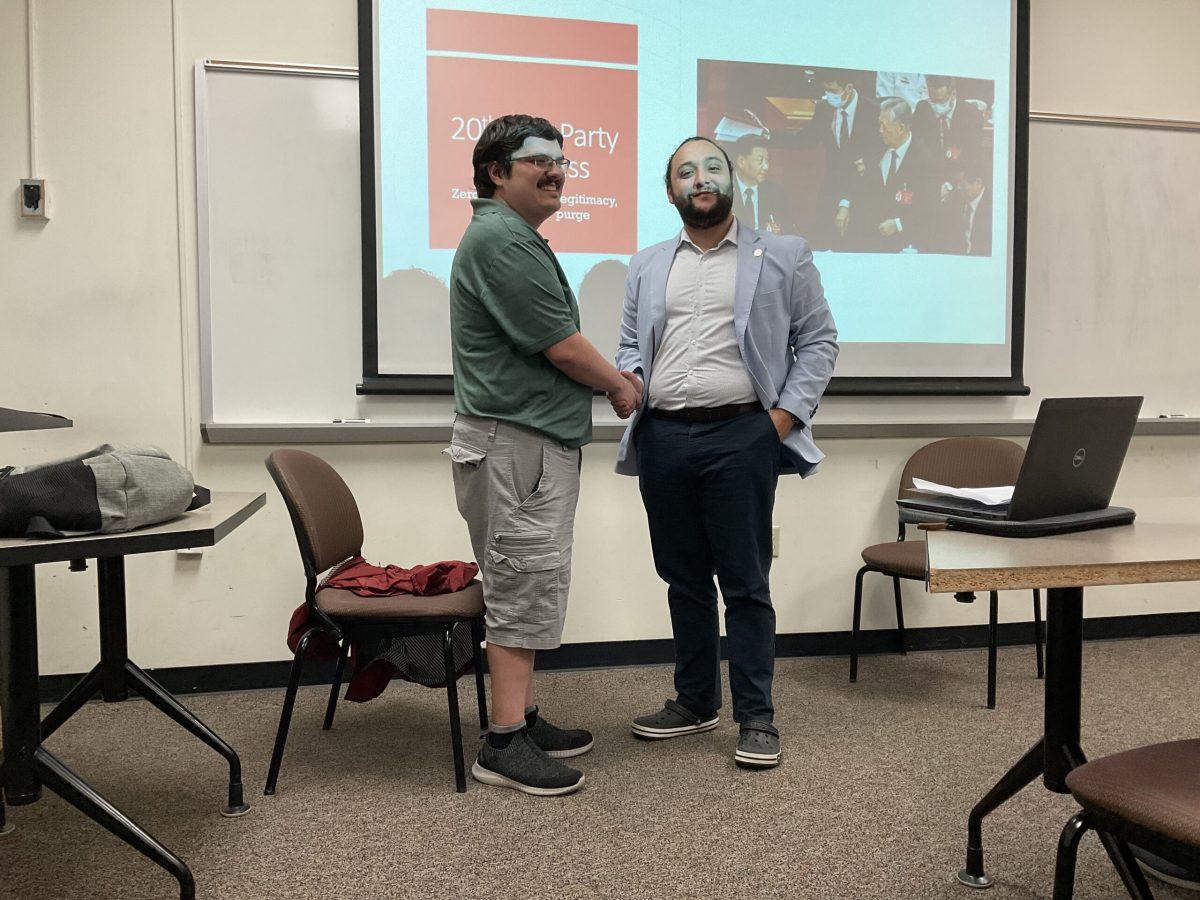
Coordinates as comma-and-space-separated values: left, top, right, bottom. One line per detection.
538, 173, 564, 189
683, 181, 725, 198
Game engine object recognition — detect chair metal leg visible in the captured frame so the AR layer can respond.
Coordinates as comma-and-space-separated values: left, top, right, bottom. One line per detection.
443, 624, 467, 793
987, 591, 999, 709
1033, 589, 1045, 679
34, 747, 195, 899
264, 629, 318, 796
892, 576, 907, 655
1053, 812, 1090, 900
470, 618, 488, 733
1098, 831, 1156, 899
323, 637, 350, 732
123, 662, 249, 816
850, 566, 868, 682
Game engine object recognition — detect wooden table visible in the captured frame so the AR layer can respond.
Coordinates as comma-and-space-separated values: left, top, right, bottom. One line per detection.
926, 519, 1200, 890
0, 492, 265, 899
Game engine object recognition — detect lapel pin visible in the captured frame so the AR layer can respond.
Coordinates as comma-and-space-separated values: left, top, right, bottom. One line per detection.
753, 248, 763, 257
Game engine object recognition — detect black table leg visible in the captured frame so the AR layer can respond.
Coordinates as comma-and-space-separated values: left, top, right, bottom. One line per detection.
958, 738, 1046, 888
40, 663, 104, 740
97, 557, 129, 702
0, 564, 42, 805
123, 662, 250, 817
958, 585, 1088, 888
33, 747, 195, 900
1044, 587, 1085, 792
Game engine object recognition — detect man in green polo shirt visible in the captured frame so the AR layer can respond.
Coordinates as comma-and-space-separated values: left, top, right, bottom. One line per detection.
446, 114, 641, 796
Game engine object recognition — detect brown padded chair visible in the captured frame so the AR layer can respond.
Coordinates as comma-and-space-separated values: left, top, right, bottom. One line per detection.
1053, 740, 1200, 898
264, 449, 487, 794
850, 437, 1044, 708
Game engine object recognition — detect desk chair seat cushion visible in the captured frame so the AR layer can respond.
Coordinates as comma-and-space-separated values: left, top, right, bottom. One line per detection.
1065, 739, 1200, 849
861, 540, 927, 579
316, 579, 484, 620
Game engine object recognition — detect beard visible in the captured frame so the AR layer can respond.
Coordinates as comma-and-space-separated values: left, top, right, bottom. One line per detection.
673, 190, 734, 229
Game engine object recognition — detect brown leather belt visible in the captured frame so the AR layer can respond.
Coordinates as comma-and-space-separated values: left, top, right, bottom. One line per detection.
647, 401, 762, 424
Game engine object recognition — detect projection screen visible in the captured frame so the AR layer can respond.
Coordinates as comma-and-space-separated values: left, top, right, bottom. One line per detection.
358, 0, 1029, 396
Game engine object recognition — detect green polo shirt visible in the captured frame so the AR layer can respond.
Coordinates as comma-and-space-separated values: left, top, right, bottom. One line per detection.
449, 198, 592, 448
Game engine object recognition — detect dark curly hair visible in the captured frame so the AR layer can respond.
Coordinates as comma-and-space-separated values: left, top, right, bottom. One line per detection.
472, 114, 564, 198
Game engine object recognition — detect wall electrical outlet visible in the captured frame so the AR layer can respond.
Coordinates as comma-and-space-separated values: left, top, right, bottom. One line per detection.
771, 525, 781, 557
19, 179, 47, 219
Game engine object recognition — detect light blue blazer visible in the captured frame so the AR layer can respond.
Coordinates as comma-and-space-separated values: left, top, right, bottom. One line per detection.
614, 224, 839, 477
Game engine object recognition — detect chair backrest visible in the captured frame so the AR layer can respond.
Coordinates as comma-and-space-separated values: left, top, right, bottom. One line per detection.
897, 437, 1025, 500
265, 449, 364, 577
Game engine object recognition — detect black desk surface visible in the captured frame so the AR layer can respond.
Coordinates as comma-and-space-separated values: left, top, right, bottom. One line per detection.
0, 492, 266, 566
0, 407, 73, 433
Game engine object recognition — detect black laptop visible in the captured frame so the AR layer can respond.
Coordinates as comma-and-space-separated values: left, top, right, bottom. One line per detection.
897, 396, 1143, 534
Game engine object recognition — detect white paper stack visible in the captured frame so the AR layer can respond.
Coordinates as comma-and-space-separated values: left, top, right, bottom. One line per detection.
910, 478, 1014, 506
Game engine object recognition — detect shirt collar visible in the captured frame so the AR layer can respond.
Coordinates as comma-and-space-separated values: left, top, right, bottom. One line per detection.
676, 216, 739, 252
894, 133, 913, 164
469, 197, 546, 240
845, 89, 859, 119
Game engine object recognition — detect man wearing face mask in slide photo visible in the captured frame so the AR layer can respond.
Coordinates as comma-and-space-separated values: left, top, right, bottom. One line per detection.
912, 74, 986, 184
614, 136, 838, 770
446, 114, 642, 796
797, 70, 883, 247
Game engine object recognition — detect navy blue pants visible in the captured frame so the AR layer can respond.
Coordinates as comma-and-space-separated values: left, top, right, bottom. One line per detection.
635, 410, 780, 723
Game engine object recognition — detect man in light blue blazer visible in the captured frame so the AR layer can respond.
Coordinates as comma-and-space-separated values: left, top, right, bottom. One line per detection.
612, 136, 838, 769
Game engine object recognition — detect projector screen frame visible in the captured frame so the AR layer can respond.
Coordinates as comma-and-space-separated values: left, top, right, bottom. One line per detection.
357, 0, 1030, 398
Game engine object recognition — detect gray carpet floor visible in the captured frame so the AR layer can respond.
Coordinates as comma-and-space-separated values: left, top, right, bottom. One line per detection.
2, 636, 1198, 899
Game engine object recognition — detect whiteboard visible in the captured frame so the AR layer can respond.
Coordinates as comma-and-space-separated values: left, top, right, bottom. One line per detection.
196, 62, 363, 424
195, 61, 1200, 430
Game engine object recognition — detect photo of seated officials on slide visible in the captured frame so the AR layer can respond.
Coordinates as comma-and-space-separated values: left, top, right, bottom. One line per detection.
700, 65, 994, 255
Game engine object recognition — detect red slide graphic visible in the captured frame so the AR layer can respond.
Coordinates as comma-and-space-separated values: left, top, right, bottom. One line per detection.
426, 10, 637, 254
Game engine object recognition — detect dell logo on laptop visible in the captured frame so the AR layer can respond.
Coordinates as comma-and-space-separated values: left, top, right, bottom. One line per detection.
1072, 448, 1087, 468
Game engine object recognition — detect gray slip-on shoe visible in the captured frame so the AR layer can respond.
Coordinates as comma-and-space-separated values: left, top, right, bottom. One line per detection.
528, 713, 594, 758
631, 699, 719, 740
735, 720, 780, 768
471, 730, 585, 796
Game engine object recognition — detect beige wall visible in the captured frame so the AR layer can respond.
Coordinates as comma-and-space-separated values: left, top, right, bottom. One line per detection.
2, 0, 1199, 676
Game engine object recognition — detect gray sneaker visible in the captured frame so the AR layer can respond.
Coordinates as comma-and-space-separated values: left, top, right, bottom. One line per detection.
735, 720, 780, 768
471, 730, 585, 796
528, 713, 594, 758
631, 699, 719, 740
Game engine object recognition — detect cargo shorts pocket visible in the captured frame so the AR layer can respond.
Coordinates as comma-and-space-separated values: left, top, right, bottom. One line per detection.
443, 415, 497, 467
485, 530, 562, 627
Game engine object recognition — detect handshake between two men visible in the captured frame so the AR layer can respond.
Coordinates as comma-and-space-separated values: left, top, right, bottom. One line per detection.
608, 370, 644, 419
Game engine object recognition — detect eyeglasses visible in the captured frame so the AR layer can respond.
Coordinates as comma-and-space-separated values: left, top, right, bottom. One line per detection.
508, 154, 571, 171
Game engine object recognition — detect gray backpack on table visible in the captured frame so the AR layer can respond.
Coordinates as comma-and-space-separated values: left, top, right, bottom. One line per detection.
0, 444, 209, 538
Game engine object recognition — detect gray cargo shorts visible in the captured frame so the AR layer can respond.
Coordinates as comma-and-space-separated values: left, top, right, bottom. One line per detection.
445, 414, 581, 650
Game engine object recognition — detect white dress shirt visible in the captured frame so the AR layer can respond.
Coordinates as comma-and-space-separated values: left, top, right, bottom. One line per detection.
880, 133, 913, 182
647, 218, 758, 410
735, 173, 759, 229
833, 90, 859, 148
